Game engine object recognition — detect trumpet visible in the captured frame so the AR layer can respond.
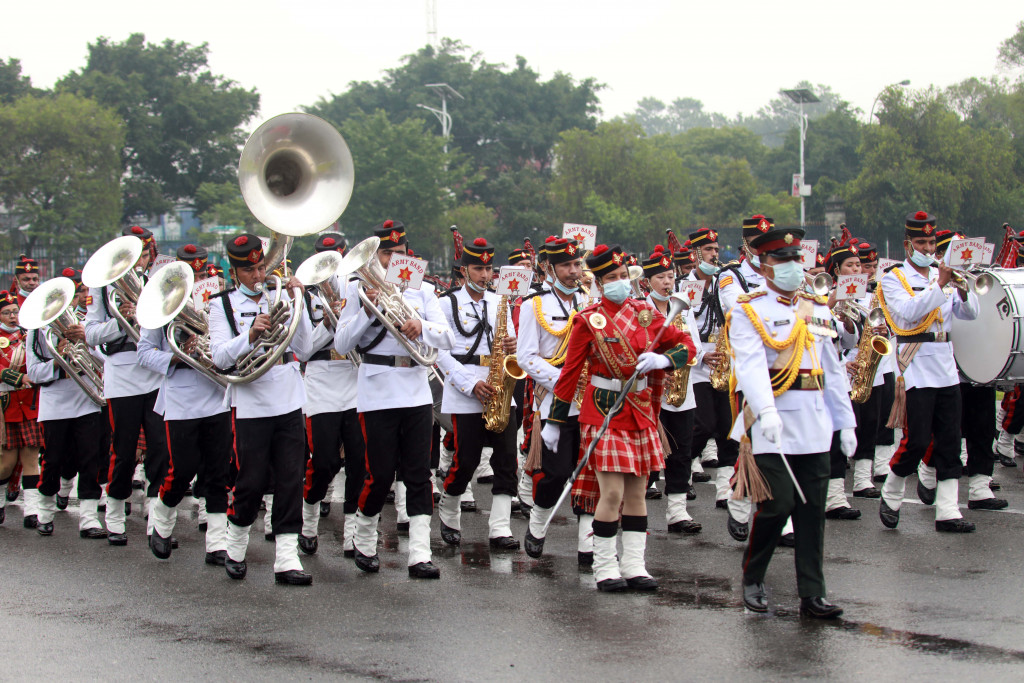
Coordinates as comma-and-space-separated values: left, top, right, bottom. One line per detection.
923, 255, 993, 295
627, 264, 646, 298
833, 299, 886, 328
805, 272, 833, 297
81, 235, 146, 342
19, 278, 105, 406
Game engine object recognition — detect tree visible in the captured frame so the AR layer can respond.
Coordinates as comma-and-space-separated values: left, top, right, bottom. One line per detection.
0, 93, 124, 253
193, 181, 256, 231
0, 58, 40, 103
631, 97, 728, 136
58, 33, 260, 220
736, 82, 847, 148
998, 20, 1024, 74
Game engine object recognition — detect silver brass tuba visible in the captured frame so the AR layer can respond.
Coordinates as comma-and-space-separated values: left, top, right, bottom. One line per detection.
81, 235, 146, 342
295, 250, 345, 330
19, 278, 105, 406
136, 262, 228, 387
336, 236, 438, 367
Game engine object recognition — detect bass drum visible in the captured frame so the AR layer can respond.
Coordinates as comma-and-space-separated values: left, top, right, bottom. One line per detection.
952, 267, 1024, 385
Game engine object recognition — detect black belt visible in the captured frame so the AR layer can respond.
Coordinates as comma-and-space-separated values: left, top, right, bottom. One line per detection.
455, 354, 491, 366
309, 349, 333, 362
362, 353, 416, 368
896, 332, 947, 344
767, 368, 822, 391
700, 332, 712, 343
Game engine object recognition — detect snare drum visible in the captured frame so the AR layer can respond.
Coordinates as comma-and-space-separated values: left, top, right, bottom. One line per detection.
953, 267, 1024, 384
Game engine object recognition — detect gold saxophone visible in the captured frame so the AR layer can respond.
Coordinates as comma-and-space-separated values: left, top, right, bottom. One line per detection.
709, 329, 731, 392
849, 294, 893, 404
665, 311, 698, 406
483, 295, 528, 432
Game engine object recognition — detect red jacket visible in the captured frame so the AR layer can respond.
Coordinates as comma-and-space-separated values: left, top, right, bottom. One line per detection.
549, 297, 695, 430
0, 328, 39, 422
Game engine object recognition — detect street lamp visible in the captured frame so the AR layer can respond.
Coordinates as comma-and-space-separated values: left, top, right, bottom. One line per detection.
868, 80, 911, 124
782, 88, 819, 228
416, 82, 464, 155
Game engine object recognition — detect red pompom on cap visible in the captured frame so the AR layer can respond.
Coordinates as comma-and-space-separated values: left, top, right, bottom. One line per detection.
233, 236, 247, 246
545, 235, 557, 243
131, 225, 144, 235
592, 244, 609, 256
323, 237, 336, 247
473, 237, 487, 247
383, 219, 394, 229
184, 244, 197, 254
914, 211, 929, 220
62, 267, 76, 277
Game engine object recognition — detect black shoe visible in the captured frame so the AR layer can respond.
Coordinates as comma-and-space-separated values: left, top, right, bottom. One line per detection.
6, 488, 18, 502
990, 481, 1002, 491
668, 519, 702, 534
967, 497, 1009, 510
107, 532, 127, 546
626, 575, 658, 591
124, 502, 131, 516
408, 561, 441, 579
354, 549, 380, 573
460, 500, 477, 512
298, 534, 319, 555
56, 494, 69, 510
264, 532, 274, 542
800, 596, 843, 619
936, 518, 976, 532
148, 533, 178, 549
343, 548, 355, 558
825, 506, 862, 520
779, 532, 795, 547
433, 492, 441, 504
872, 474, 887, 483
524, 531, 545, 558
702, 458, 720, 469
997, 453, 1017, 467
692, 472, 712, 483
742, 582, 768, 613
36, 521, 54, 536
476, 475, 494, 484
150, 531, 173, 559
319, 501, 331, 517
275, 570, 313, 586
132, 479, 143, 490
489, 536, 520, 551
686, 486, 697, 501
385, 491, 395, 504
853, 487, 881, 499
715, 499, 728, 510
198, 522, 208, 532
23, 514, 37, 529
577, 551, 594, 568
519, 502, 532, 520
879, 499, 900, 528
597, 577, 628, 592
440, 522, 461, 546
0, 507, 4, 524
727, 515, 748, 542
645, 488, 663, 500
225, 558, 247, 579
916, 480, 936, 506
205, 550, 227, 566
396, 521, 409, 533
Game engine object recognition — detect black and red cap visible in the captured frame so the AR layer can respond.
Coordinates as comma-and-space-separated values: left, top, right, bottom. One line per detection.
586, 244, 628, 274
688, 228, 719, 248
507, 248, 528, 265
14, 255, 38, 275
373, 219, 407, 248
857, 241, 878, 263
225, 233, 264, 267
742, 215, 774, 244
462, 238, 495, 266
315, 233, 347, 254
176, 244, 209, 273
547, 237, 582, 265
642, 245, 674, 277
905, 210, 937, 238
0, 290, 16, 310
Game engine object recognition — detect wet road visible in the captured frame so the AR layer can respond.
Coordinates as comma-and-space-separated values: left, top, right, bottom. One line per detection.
3, 468, 1024, 681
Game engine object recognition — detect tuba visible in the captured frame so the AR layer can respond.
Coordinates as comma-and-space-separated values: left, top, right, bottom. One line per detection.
81, 235, 146, 342
483, 294, 528, 432
294, 250, 345, 330
136, 262, 227, 387
19, 278, 105, 406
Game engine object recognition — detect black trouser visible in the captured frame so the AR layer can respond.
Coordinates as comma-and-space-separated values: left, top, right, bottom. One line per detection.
304, 409, 365, 507
512, 378, 526, 436
960, 382, 996, 478
659, 409, 694, 494
39, 413, 105, 500
228, 409, 305, 534
692, 383, 739, 467
106, 391, 168, 500
444, 413, 517, 498
742, 451, 829, 598
828, 431, 845, 479
357, 405, 433, 518
875, 372, 896, 446
159, 412, 232, 513
430, 421, 441, 471
534, 415, 581, 511
60, 406, 110, 485
853, 383, 882, 461
890, 385, 962, 481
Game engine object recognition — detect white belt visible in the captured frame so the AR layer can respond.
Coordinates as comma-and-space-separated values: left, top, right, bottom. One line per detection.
590, 375, 648, 393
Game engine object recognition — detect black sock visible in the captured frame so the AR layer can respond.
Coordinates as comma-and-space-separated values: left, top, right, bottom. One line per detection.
22, 475, 39, 490
592, 519, 618, 538
621, 515, 647, 533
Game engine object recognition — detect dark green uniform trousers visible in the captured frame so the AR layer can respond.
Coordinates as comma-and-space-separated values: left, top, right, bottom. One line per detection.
742, 451, 829, 598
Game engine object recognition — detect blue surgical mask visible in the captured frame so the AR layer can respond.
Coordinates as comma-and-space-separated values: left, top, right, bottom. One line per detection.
650, 290, 671, 301
698, 260, 719, 276
601, 279, 631, 304
0, 322, 17, 333
466, 279, 486, 293
909, 249, 933, 268
553, 279, 578, 295
239, 281, 264, 297
18, 288, 30, 298
767, 261, 804, 292
749, 254, 760, 269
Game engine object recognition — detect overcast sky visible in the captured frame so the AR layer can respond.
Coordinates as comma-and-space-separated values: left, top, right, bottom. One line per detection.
4, 1, 1021, 126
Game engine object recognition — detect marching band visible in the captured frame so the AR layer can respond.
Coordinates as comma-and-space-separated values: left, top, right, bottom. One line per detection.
3, 115, 1021, 620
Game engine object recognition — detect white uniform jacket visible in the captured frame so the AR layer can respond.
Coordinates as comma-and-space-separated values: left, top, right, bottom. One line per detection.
208, 287, 312, 419
333, 280, 455, 413
687, 271, 720, 386
516, 289, 582, 421
84, 285, 162, 398
646, 292, 704, 412
293, 277, 358, 417
436, 288, 516, 415
25, 329, 102, 421
718, 260, 765, 316
879, 262, 978, 390
729, 291, 856, 455
136, 326, 229, 421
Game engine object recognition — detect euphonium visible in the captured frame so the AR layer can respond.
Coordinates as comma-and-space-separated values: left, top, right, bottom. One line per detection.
483, 294, 527, 432
849, 298, 893, 404
665, 310, 698, 407
81, 235, 146, 342
19, 278, 105, 406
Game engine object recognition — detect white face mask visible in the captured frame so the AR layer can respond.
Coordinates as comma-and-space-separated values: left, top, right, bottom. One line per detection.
909, 249, 933, 268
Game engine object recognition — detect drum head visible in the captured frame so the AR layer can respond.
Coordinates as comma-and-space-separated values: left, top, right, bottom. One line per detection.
953, 270, 1019, 384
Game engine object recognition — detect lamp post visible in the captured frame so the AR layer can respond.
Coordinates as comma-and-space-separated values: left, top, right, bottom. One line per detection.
868, 79, 911, 124
782, 88, 820, 228
416, 82, 464, 155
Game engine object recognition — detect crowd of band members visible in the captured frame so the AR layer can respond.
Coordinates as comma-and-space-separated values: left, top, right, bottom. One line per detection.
0, 209, 1015, 615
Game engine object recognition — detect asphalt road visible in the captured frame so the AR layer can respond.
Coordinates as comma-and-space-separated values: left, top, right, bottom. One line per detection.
2, 465, 1024, 681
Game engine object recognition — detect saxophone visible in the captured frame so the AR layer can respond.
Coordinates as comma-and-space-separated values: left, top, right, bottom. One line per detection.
709, 329, 731, 392
849, 294, 893, 404
665, 312, 697, 406
483, 295, 527, 432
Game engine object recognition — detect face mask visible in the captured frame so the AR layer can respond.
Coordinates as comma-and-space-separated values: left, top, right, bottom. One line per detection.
239, 281, 264, 297
553, 279, 578, 296
748, 254, 760, 269
649, 290, 671, 301
767, 261, 804, 292
909, 249, 933, 268
466, 279, 486, 293
18, 288, 30, 298
601, 279, 631, 304
698, 260, 719, 276
0, 322, 17, 333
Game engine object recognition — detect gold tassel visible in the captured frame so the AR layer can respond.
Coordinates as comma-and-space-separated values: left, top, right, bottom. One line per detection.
524, 412, 543, 472
732, 437, 772, 504
886, 375, 907, 430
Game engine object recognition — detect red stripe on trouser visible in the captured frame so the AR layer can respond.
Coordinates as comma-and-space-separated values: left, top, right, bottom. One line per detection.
443, 414, 461, 490
158, 422, 175, 500
921, 439, 934, 466
227, 409, 237, 518
105, 399, 117, 486
1002, 388, 1020, 431
303, 416, 315, 500
889, 421, 911, 468
357, 413, 374, 511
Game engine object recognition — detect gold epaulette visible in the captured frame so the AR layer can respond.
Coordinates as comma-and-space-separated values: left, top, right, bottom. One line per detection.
736, 290, 767, 304
798, 291, 828, 305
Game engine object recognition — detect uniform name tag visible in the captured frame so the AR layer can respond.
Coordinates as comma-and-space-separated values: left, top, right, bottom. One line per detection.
240, 311, 258, 318
772, 320, 788, 327
912, 287, 924, 292
552, 315, 568, 321
603, 337, 619, 343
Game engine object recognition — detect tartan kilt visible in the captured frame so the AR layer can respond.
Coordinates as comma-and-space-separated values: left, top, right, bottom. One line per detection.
582, 423, 664, 477
3, 418, 43, 449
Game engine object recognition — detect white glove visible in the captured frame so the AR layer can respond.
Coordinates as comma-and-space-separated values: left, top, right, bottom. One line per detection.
635, 352, 671, 375
758, 406, 782, 444
541, 422, 561, 452
840, 428, 858, 458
